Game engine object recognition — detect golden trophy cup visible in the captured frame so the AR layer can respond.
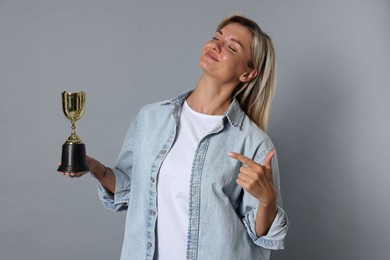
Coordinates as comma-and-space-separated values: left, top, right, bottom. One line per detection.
57, 91, 89, 172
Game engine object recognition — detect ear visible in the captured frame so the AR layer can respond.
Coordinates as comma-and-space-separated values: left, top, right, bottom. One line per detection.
239, 69, 258, 83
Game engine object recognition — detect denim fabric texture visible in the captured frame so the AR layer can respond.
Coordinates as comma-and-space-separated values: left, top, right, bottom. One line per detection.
98, 91, 290, 260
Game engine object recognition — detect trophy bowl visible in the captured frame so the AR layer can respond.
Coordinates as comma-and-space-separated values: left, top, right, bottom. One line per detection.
57, 91, 89, 173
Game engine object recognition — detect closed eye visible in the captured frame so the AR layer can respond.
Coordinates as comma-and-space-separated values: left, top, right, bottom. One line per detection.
228, 45, 237, 52
212, 35, 237, 53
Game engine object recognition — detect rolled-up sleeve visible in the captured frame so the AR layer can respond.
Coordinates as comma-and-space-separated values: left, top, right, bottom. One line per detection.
97, 167, 131, 211
243, 206, 290, 249
97, 117, 137, 211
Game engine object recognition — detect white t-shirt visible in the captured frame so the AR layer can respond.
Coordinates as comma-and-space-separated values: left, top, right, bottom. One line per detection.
155, 101, 223, 260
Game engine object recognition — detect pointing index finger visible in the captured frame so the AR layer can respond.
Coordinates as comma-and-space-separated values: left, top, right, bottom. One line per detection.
228, 152, 258, 168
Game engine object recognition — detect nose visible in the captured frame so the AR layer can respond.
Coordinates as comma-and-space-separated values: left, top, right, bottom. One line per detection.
211, 40, 222, 53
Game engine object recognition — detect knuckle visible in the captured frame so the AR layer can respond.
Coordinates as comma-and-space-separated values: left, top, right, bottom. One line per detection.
253, 164, 262, 172
247, 180, 256, 189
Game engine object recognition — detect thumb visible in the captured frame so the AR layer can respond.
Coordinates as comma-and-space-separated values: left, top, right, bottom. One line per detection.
263, 150, 275, 171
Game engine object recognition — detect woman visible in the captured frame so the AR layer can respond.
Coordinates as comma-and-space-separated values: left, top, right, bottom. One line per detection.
61, 14, 289, 260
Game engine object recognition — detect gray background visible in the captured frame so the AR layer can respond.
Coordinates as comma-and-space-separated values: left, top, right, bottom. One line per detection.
0, 0, 389, 259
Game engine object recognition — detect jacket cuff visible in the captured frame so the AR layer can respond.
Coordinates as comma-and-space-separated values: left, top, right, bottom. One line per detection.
243, 206, 290, 250
97, 167, 130, 211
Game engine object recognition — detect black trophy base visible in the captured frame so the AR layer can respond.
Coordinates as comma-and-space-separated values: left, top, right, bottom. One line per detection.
57, 143, 89, 172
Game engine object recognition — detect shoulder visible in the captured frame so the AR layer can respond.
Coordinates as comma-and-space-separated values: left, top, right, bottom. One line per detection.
138, 100, 167, 114
242, 115, 269, 138
241, 115, 275, 156
224, 98, 275, 155
136, 90, 191, 119
133, 101, 170, 126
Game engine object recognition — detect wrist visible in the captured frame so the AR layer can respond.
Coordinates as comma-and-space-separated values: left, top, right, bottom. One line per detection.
90, 165, 108, 180
258, 197, 277, 210
259, 190, 277, 208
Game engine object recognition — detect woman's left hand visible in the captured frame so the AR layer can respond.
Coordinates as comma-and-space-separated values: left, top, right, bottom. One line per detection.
228, 150, 277, 206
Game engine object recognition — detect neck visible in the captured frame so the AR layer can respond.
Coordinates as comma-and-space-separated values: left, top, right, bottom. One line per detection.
186, 75, 238, 115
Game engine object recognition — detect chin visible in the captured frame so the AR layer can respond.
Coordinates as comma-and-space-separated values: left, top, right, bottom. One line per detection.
199, 58, 215, 73
198, 61, 208, 72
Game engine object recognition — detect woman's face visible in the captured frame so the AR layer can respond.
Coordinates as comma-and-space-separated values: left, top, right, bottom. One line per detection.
199, 23, 255, 84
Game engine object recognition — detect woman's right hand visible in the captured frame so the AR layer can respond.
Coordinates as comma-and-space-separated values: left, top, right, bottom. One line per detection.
58, 156, 103, 178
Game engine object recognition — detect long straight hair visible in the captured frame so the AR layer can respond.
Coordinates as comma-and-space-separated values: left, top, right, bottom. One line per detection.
217, 15, 277, 132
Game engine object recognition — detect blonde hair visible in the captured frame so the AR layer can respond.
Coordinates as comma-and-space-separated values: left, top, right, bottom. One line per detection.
217, 15, 277, 132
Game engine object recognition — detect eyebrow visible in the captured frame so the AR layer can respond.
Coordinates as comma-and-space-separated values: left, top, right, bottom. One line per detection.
216, 30, 245, 49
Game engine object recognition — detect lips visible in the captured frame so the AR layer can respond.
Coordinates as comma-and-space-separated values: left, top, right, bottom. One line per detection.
205, 50, 219, 62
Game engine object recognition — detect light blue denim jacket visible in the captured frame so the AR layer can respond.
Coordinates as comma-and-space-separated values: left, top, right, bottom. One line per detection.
98, 91, 290, 260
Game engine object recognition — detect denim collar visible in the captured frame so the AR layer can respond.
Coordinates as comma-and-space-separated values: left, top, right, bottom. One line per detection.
161, 90, 245, 128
